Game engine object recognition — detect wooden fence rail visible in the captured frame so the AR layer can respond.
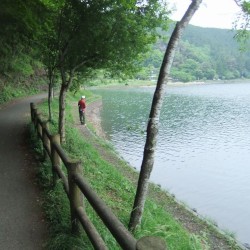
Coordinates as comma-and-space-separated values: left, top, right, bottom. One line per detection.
30, 102, 166, 250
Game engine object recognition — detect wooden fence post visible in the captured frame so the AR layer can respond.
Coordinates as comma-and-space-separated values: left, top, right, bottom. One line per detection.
68, 161, 84, 235
51, 134, 61, 186
136, 236, 167, 250
36, 114, 42, 138
30, 102, 35, 122
33, 109, 38, 130
42, 121, 50, 160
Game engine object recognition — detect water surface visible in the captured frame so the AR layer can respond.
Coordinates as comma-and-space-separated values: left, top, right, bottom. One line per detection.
93, 82, 250, 245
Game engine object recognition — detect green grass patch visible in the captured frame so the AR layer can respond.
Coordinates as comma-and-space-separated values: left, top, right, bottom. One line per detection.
0, 80, 44, 105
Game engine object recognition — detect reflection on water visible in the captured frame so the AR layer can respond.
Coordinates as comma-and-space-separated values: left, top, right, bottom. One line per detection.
93, 82, 250, 245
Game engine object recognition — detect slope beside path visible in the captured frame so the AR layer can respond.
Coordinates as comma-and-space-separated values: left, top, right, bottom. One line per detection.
0, 94, 47, 249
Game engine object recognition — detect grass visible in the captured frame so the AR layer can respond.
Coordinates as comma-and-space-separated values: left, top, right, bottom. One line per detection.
29, 89, 242, 250
0, 79, 45, 105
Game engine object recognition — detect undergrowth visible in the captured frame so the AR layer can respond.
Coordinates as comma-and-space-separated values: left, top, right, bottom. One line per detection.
0, 80, 44, 105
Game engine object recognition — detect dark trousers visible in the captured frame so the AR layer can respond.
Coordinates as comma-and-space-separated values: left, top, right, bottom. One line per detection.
79, 110, 85, 124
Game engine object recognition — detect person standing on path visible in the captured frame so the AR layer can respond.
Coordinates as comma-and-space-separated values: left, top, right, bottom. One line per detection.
78, 96, 86, 125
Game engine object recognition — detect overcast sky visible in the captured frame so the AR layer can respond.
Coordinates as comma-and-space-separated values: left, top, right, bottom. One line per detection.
168, 0, 242, 29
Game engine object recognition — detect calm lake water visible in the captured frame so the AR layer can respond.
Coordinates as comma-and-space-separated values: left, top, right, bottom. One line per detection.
93, 82, 250, 245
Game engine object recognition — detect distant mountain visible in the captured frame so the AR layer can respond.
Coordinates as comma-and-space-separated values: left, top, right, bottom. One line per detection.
137, 25, 250, 82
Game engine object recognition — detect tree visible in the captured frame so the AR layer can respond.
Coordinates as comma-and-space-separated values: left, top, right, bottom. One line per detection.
128, 0, 203, 232
43, 0, 169, 143
0, 0, 46, 83
39, 15, 59, 121
234, 0, 250, 44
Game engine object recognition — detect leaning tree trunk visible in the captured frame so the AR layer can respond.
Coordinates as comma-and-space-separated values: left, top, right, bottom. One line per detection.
58, 82, 68, 143
128, 0, 203, 232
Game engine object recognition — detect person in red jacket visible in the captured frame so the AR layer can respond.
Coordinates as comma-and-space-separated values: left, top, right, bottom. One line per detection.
78, 96, 86, 125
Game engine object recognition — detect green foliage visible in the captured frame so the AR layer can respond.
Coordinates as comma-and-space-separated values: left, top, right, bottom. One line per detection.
0, 83, 40, 105
137, 25, 250, 82
0, 0, 47, 87
11, 56, 34, 77
40, 0, 171, 83
37, 0, 172, 141
234, 1, 250, 29
171, 69, 196, 82
0, 85, 24, 104
233, 1, 250, 50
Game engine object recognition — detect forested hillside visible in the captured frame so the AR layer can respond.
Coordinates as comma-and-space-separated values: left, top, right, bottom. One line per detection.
138, 25, 250, 82
0, 0, 47, 104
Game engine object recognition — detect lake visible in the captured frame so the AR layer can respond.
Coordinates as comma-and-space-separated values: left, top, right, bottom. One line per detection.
93, 82, 250, 245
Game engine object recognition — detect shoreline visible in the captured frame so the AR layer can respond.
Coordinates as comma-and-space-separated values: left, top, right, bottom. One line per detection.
88, 79, 250, 91
86, 99, 107, 139
83, 99, 246, 250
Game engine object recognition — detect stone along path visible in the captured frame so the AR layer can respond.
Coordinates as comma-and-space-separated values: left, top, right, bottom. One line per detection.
0, 94, 47, 249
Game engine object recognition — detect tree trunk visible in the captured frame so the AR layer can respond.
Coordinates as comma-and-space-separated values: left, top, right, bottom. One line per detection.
58, 82, 68, 143
128, 0, 203, 232
58, 63, 75, 143
58, 65, 69, 143
48, 69, 54, 121
48, 84, 52, 121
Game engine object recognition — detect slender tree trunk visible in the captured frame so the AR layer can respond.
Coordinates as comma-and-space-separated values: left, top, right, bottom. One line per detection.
58, 64, 75, 143
58, 83, 68, 143
48, 69, 54, 121
128, 0, 203, 232
48, 84, 52, 121
58, 65, 69, 143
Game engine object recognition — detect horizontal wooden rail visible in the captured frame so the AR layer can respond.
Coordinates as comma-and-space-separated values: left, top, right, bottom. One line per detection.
30, 102, 166, 250
54, 164, 69, 195
76, 206, 107, 249
52, 141, 70, 166
74, 173, 137, 249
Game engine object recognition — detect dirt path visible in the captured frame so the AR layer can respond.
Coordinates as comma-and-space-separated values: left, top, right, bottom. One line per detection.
0, 94, 47, 249
73, 99, 246, 250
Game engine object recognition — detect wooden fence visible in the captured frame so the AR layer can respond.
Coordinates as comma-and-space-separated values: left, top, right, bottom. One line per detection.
30, 102, 166, 250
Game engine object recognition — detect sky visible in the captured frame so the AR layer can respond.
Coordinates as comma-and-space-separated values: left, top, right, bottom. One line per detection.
168, 0, 242, 29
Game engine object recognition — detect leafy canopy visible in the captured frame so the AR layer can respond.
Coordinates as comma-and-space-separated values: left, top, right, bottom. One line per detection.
40, 0, 170, 79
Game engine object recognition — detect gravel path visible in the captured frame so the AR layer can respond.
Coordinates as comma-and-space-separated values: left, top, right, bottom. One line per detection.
0, 94, 47, 250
